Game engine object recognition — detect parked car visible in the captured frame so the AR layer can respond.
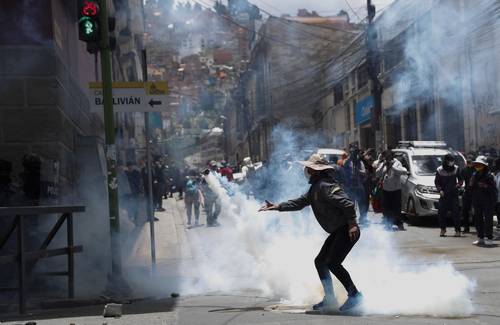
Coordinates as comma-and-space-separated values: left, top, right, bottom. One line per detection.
316, 148, 347, 165
392, 141, 466, 222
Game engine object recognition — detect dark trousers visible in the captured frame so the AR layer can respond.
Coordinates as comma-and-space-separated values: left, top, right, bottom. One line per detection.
314, 224, 359, 297
348, 186, 368, 224
205, 200, 221, 225
382, 189, 402, 226
495, 202, 500, 227
185, 196, 200, 224
462, 191, 473, 230
438, 194, 460, 231
474, 202, 494, 239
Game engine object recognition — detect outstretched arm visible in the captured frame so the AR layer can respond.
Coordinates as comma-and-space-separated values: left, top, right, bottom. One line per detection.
259, 193, 311, 212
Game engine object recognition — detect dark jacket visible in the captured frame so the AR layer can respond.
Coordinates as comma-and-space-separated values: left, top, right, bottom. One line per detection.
460, 166, 475, 192
434, 165, 462, 196
278, 172, 357, 234
471, 170, 497, 206
126, 168, 142, 196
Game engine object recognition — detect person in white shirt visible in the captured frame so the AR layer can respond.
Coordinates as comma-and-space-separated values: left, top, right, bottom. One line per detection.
376, 149, 408, 231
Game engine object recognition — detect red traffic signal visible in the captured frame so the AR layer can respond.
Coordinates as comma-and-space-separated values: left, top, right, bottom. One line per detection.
81, 1, 99, 17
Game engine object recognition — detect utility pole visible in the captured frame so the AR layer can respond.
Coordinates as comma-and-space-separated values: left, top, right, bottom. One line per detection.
366, 0, 383, 139
98, 0, 127, 294
142, 49, 157, 273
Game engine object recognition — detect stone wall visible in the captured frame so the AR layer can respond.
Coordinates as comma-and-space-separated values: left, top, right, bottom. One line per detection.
0, 45, 103, 200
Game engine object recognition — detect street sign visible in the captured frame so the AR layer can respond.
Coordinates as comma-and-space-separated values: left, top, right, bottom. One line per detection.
89, 81, 169, 112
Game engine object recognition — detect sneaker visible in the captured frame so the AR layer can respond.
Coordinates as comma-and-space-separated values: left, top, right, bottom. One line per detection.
473, 238, 485, 245
440, 229, 447, 237
484, 239, 494, 246
454, 231, 461, 237
339, 292, 363, 312
312, 296, 337, 311
463, 228, 470, 233
391, 225, 399, 231
397, 224, 406, 231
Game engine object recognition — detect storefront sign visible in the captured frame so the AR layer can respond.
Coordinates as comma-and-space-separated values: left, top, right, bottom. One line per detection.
355, 95, 374, 125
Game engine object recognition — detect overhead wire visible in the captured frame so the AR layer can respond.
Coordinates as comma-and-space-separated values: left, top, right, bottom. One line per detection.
344, 0, 363, 22
193, 0, 320, 51
179, 0, 500, 123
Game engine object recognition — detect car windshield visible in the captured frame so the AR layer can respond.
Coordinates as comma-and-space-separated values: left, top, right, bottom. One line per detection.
323, 154, 340, 165
412, 155, 443, 176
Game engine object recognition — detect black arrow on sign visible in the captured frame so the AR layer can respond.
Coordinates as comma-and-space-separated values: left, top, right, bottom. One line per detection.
149, 99, 162, 107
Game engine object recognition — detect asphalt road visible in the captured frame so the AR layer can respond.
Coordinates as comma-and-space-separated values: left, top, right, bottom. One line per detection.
2, 199, 499, 325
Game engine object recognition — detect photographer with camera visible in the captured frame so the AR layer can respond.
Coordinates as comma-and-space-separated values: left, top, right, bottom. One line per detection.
343, 143, 368, 225
376, 149, 408, 231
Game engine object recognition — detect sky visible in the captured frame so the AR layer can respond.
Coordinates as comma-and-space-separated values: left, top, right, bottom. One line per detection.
178, 0, 396, 22
252, 0, 395, 19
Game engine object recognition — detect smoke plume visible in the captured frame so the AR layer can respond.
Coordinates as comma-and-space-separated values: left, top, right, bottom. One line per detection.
179, 127, 475, 317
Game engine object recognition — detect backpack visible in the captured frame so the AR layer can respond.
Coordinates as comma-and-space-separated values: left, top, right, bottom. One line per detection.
185, 180, 198, 197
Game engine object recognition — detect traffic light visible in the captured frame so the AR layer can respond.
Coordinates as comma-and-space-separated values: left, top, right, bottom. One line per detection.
79, 0, 100, 52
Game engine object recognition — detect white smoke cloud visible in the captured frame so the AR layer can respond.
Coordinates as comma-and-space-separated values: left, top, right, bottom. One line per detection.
179, 127, 475, 317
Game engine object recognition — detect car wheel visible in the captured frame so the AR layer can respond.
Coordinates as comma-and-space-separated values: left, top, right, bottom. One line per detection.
406, 197, 419, 225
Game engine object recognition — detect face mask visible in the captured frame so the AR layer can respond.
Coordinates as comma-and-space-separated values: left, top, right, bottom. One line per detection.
304, 167, 312, 180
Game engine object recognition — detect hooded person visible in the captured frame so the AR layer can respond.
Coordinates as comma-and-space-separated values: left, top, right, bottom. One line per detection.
259, 154, 363, 312
470, 156, 497, 246
434, 154, 463, 237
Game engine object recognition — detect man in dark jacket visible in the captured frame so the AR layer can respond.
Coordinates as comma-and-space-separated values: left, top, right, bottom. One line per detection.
460, 155, 475, 233
343, 144, 368, 225
471, 156, 497, 246
126, 161, 143, 226
259, 154, 362, 312
435, 154, 463, 237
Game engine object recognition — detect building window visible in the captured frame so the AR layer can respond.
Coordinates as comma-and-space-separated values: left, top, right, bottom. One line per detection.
346, 101, 353, 131
384, 31, 406, 71
357, 64, 369, 90
333, 83, 343, 105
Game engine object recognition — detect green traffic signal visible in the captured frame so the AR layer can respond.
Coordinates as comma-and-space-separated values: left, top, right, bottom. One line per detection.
79, 16, 99, 41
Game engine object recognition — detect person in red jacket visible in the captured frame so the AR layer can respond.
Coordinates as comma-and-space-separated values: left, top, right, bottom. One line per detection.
219, 160, 234, 182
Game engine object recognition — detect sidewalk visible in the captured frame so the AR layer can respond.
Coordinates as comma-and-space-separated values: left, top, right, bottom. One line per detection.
1, 196, 190, 325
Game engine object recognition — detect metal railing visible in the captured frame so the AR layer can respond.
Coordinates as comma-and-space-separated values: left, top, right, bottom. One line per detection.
0, 205, 85, 314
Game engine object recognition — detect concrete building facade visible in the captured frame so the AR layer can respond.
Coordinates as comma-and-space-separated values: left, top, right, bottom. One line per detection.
227, 13, 362, 163
0, 0, 146, 296
319, 0, 500, 153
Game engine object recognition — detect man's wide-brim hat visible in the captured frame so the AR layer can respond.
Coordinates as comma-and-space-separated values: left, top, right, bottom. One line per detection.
473, 155, 488, 167
298, 153, 334, 171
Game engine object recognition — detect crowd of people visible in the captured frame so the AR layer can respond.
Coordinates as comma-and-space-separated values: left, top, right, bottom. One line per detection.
317, 145, 500, 246
119, 147, 500, 245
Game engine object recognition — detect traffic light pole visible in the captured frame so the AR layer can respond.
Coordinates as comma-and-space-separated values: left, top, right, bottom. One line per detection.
98, 0, 128, 295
